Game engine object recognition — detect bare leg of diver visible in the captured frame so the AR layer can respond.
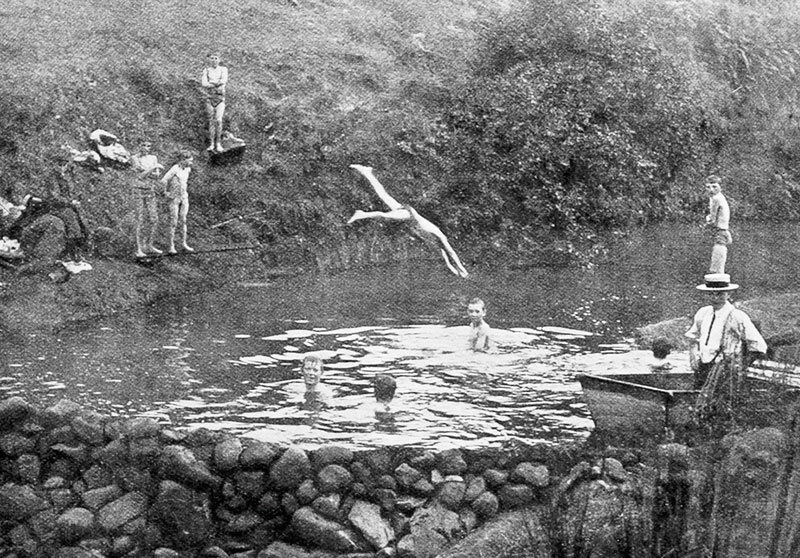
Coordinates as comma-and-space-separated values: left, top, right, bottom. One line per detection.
350, 164, 404, 211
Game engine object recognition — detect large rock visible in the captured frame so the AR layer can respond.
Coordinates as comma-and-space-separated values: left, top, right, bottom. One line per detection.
158, 445, 221, 491
394, 463, 423, 490
289, 506, 366, 552
97, 491, 148, 531
82, 485, 123, 511
240, 440, 280, 469
437, 508, 552, 558
471, 491, 499, 520
437, 450, 467, 476
0, 483, 48, 520
42, 399, 82, 426
214, 437, 243, 472
151, 480, 214, 547
259, 541, 317, 558
511, 462, 549, 488
56, 507, 95, 543
437, 477, 467, 510
409, 503, 464, 558
348, 499, 393, 550
498, 484, 534, 509
0, 432, 36, 455
317, 464, 353, 493
0, 397, 33, 431
313, 445, 354, 468
270, 446, 311, 490
122, 417, 161, 439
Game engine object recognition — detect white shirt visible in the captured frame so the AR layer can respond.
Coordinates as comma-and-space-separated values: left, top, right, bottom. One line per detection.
685, 301, 767, 363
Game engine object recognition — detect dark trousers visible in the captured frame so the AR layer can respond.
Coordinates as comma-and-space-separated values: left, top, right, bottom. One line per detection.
694, 362, 715, 390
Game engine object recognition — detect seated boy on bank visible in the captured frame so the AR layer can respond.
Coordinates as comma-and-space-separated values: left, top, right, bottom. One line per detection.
468, 298, 491, 352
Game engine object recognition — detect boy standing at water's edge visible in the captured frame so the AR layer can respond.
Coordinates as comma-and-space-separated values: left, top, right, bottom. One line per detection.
704, 175, 732, 274
468, 298, 491, 352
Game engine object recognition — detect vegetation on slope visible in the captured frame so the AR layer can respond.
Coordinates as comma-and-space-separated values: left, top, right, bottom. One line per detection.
2, 0, 800, 271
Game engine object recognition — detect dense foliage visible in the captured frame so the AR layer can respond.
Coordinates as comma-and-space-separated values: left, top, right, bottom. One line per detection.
3, 0, 800, 265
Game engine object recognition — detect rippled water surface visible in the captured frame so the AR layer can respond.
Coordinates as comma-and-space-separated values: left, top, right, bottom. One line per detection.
2, 222, 798, 448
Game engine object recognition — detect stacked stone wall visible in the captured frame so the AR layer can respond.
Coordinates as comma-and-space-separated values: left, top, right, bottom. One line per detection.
0, 396, 584, 558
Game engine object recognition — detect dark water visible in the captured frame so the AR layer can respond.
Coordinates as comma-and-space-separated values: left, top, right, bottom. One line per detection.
1, 222, 798, 449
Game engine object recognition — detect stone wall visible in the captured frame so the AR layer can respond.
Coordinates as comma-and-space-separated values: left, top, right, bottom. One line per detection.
0, 396, 579, 558
6, 395, 799, 558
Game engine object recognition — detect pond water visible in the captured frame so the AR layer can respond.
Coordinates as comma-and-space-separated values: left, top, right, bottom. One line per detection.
1, 221, 799, 449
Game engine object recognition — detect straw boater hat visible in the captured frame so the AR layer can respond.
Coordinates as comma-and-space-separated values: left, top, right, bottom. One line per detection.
696, 273, 739, 292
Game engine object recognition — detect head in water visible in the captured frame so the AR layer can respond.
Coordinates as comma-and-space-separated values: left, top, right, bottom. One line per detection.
302, 355, 323, 391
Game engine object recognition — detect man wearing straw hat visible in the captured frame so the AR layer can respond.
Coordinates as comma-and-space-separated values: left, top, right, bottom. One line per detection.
685, 273, 767, 390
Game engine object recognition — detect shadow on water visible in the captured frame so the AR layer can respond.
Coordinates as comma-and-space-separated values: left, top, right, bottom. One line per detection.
2, 221, 800, 448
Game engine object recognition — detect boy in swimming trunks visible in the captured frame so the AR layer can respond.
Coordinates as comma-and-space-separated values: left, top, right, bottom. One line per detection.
202, 52, 228, 153
468, 298, 491, 352
130, 140, 164, 257
160, 150, 194, 254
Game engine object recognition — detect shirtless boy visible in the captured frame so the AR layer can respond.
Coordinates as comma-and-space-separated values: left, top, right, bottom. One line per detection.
160, 150, 194, 254
468, 298, 491, 352
202, 52, 228, 153
130, 141, 164, 257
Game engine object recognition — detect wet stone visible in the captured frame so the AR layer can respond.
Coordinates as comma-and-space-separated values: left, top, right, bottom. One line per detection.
56, 507, 95, 543
270, 446, 311, 491
71, 414, 105, 445
312, 493, 342, 519
318, 464, 353, 493
483, 468, 508, 488
0, 483, 48, 521
97, 491, 148, 531
511, 462, 549, 487
235, 470, 266, 500
471, 491, 499, 519
214, 438, 243, 472
436, 449, 467, 476
16, 453, 41, 484
313, 445, 354, 468
394, 463, 423, 490
498, 484, 534, 509
123, 417, 161, 439
240, 440, 280, 469
0, 432, 36, 456
0, 397, 33, 431
82, 485, 123, 511
464, 476, 486, 502
42, 399, 82, 426
296, 479, 319, 505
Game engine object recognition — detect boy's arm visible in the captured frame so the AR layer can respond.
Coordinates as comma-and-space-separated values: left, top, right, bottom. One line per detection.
201, 68, 211, 88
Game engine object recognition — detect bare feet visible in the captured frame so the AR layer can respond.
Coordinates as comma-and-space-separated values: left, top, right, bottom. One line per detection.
135, 250, 146, 258
206, 145, 215, 152
167, 246, 177, 255
347, 210, 366, 224
182, 244, 194, 252
215, 143, 223, 153
147, 245, 163, 255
